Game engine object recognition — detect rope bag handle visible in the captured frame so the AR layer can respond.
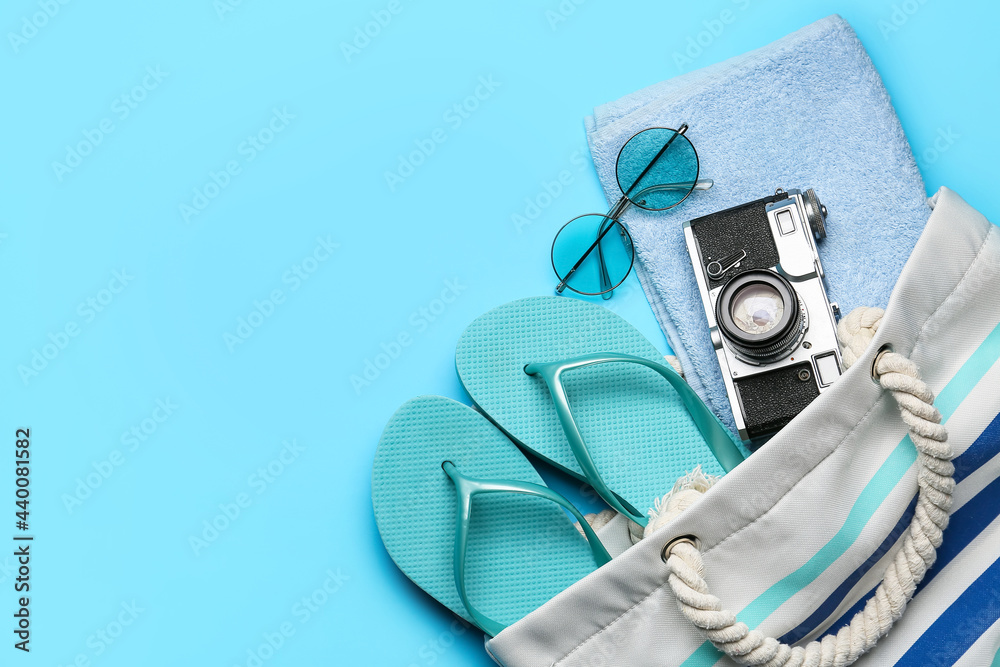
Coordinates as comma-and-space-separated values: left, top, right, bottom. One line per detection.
663, 344, 954, 666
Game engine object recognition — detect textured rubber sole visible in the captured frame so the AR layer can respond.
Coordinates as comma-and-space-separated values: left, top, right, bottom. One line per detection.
455, 296, 727, 521
371, 396, 601, 632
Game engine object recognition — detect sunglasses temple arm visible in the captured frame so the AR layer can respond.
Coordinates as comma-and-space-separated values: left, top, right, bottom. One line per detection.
629, 178, 714, 205
597, 220, 614, 298
600, 199, 633, 299
555, 197, 632, 294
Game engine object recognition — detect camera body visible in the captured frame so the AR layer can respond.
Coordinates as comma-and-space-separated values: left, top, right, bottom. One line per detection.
683, 188, 842, 445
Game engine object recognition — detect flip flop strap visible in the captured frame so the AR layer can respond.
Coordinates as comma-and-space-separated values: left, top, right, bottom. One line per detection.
442, 461, 612, 637
525, 352, 745, 526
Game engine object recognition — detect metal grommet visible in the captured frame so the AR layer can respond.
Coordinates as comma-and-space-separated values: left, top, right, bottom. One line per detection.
660, 535, 699, 564
871, 343, 894, 384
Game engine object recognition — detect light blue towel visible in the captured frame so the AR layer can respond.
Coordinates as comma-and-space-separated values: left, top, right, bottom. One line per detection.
585, 15, 930, 433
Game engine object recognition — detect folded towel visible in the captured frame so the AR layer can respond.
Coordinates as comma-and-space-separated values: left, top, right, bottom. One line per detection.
585, 15, 930, 434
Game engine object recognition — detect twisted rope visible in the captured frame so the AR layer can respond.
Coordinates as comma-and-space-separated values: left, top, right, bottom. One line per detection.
664, 311, 954, 667
837, 307, 884, 370
645, 466, 719, 538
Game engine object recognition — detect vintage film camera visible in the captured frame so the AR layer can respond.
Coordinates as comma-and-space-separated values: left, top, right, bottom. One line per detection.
684, 188, 842, 445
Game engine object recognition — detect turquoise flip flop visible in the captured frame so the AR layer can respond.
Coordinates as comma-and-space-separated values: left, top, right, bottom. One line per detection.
371, 395, 610, 636
455, 296, 745, 527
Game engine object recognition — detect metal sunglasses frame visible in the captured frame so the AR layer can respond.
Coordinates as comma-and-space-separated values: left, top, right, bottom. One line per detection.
552, 123, 712, 298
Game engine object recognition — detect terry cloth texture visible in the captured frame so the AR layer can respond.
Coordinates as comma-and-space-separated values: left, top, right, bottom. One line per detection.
584, 14, 931, 433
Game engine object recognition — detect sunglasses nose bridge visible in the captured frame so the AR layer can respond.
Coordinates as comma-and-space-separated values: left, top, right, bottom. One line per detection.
608, 196, 631, 220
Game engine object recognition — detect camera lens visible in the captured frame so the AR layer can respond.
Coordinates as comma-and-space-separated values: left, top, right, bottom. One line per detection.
716, 270, 806, 363
730, 284, 784, 335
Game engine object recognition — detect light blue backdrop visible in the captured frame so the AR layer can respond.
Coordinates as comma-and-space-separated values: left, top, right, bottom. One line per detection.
3, 1, 996, 665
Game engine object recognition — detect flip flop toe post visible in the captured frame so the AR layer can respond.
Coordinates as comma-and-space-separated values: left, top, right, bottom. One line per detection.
372, 396, 609, 635
456, 297, 744, 526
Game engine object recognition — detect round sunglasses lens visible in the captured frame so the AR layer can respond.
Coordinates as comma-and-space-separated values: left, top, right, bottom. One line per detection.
552, 214, 634, 295
615, 128, 699, 210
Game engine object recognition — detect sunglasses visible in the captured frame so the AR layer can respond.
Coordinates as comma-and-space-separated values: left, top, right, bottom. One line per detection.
552, 124, 712, 298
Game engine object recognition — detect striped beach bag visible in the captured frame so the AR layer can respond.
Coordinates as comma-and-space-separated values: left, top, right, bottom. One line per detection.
484, 189, 1000, 667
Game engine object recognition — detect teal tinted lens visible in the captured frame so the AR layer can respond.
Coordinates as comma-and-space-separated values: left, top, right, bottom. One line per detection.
552, 214, 634, 295
615, 128, 699, 210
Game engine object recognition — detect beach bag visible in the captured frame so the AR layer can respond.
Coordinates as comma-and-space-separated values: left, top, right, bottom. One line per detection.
485, 190, 1000, 667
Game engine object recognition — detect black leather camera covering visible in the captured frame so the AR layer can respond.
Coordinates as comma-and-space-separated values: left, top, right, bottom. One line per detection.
689, 193, 786, 290
734, 360, 820, 442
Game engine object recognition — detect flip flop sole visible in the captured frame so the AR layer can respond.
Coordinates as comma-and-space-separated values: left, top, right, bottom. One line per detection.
456, 296, 732, 520
372, 396, 601, 631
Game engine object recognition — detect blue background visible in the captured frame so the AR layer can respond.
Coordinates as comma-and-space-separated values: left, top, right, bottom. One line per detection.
2, 1, 996, 665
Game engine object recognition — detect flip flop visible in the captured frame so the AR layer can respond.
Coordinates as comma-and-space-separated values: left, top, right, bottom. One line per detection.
455, 296, 745, 527
371, 395, 610, 636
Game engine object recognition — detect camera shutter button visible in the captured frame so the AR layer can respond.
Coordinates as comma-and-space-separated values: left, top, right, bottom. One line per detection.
706, 261, 723, 278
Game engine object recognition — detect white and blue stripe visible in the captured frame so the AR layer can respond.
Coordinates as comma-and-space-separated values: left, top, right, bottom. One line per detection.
678, 320, 1000, 666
